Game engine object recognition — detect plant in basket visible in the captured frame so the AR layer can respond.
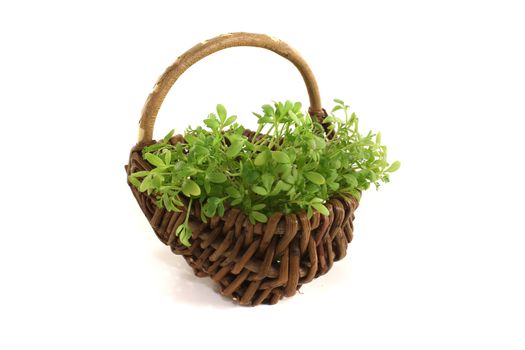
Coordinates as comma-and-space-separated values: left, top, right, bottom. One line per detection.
126, 32, 399, 306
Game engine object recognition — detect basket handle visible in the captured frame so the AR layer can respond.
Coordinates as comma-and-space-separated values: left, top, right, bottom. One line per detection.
138, 32, 325, 143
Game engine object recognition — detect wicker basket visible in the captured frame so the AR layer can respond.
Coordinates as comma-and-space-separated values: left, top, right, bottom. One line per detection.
126, 32, 359, 306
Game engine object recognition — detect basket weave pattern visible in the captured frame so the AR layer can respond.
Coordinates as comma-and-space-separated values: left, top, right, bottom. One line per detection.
127, 137, 358, 305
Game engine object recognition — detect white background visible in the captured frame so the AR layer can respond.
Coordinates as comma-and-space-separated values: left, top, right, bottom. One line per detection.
1, 1, 524, 349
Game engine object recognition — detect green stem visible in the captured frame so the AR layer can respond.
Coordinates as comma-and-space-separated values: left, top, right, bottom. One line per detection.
268, 121, 281, 149
253, 125, 275, 147
185, 197, 193, 225
251, 124, 264, 143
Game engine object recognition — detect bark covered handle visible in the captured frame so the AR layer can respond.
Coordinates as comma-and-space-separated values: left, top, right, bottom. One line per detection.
138, 32, 324, 143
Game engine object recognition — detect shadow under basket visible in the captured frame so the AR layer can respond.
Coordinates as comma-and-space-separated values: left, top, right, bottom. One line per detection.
126, 32, 360, 305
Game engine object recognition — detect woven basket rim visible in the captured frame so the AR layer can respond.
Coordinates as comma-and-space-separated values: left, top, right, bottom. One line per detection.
128, 135, 360, 235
